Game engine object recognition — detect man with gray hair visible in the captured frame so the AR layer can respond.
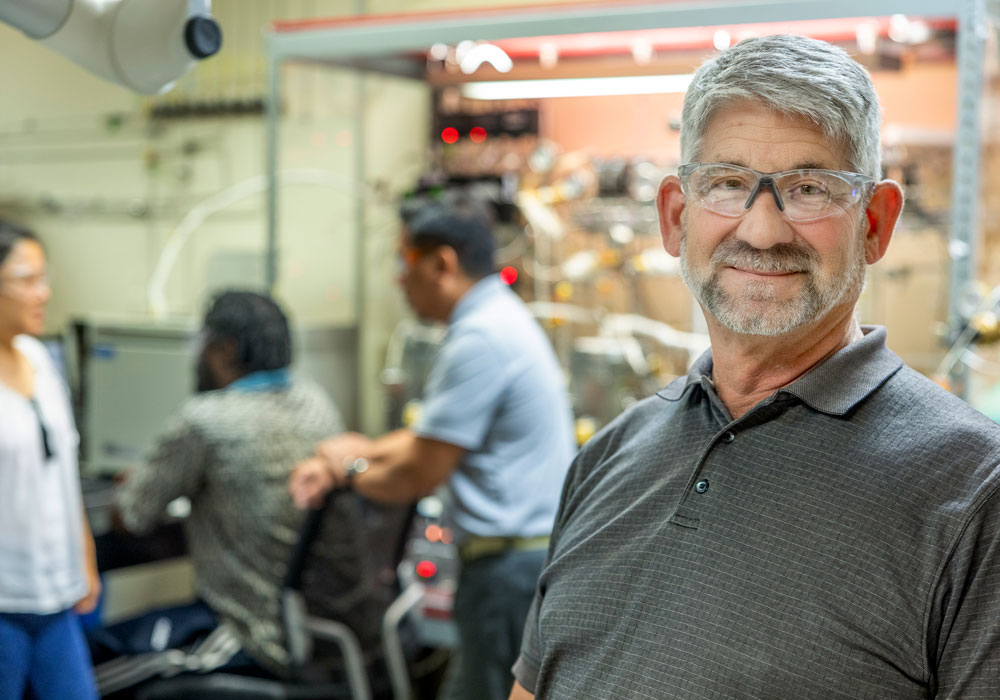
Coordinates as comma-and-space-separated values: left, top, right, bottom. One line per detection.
510, 34, 1000, 699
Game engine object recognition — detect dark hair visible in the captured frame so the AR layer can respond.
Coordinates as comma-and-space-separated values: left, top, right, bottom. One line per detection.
203, 291, 292, 372
405, 196, 496, 279
0, 220, 41, 268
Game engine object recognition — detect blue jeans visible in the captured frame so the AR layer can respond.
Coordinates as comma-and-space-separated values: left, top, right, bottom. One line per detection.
440, 547, 546, 700
0, 608, 98, 700
87, 600, 261, 672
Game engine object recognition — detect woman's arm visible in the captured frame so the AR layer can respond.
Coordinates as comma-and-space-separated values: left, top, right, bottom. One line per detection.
74, 505, 101, 614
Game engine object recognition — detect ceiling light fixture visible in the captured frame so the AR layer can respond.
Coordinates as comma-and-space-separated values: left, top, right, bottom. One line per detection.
539, 42, 559, 69
461, 73, 695, 100
459, 43, 514, 74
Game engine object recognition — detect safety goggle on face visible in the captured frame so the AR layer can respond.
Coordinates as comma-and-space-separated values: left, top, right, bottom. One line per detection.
678, 162, 875, 223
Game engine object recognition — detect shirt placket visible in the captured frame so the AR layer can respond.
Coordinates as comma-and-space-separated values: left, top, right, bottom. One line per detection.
669, 381, 784, 529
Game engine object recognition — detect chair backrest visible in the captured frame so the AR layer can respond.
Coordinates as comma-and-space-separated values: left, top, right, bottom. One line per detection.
284, 490, 416, 677
128, 492, 416, 700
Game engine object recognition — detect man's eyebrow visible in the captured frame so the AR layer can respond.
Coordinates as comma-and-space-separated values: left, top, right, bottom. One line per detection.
787, 162, 836, 171
711, 158, 749, 169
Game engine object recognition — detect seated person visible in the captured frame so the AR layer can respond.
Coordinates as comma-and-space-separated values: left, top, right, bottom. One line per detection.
98, 291, 362, 682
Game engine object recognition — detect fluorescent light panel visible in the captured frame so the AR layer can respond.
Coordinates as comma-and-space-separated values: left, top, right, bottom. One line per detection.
461, 73, 695, 100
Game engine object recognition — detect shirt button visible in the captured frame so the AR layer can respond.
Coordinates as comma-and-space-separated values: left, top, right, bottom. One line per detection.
695, 479, 710, 494
722, 431, 735, 443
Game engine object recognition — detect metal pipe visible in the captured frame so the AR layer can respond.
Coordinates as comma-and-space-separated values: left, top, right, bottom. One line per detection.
354, 0, 370, 432
382, 582, 424, 700
265, 50, 281, 292
267, 0, 955, 63
946, 0, 988, 397
304, 617, 373, 700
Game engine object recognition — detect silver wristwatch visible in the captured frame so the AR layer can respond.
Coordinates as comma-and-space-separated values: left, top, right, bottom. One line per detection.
344, 457, 370, 487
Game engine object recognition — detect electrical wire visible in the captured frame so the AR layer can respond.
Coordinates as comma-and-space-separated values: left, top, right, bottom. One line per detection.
147, 168, 377, 318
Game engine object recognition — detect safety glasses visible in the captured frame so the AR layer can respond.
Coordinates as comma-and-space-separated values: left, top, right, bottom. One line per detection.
678, 162, 875, 222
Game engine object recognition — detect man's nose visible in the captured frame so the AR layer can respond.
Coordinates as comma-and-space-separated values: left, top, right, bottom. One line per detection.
734, 180, 795, 249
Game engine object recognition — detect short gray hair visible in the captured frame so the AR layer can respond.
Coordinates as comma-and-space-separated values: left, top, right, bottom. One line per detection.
681, 35, 882, 179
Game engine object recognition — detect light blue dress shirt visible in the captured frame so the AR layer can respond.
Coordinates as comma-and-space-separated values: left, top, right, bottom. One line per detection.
415, 275, 576, 543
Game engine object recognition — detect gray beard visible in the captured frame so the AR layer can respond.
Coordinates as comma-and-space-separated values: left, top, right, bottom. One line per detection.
679, 226, 866, 337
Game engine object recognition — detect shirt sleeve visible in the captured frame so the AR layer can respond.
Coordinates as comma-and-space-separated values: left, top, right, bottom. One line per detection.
414, 330, 511, 450
116, 407, 210, 535
930, 479, 1000, 697
513, 590, 544, 693
511, 436, 599, 694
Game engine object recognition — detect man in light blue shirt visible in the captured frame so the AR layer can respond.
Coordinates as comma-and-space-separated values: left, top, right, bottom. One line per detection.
419, 272, 574, 544
291, 198, 576, 700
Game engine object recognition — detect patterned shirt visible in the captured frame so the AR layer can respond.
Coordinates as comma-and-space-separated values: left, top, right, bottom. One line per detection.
117, 375, 347, 674
515, 326, 1000, 699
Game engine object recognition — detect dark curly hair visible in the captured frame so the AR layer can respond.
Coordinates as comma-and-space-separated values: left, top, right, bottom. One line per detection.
202, 290, 292, 373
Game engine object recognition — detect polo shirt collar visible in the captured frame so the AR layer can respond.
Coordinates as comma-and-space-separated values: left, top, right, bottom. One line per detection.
783, 325, 904, 415
658, 348, 714, 401
450, 274, 504, 325
658, 325, 903, 416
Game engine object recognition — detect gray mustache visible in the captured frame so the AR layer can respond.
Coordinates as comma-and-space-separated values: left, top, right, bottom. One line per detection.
711, 240, 817, 274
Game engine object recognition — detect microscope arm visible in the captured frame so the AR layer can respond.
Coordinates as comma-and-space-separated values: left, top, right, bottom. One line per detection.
0, 0, 221, 94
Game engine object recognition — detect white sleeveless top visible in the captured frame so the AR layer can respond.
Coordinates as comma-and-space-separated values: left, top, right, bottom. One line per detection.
0, 335, 87, 613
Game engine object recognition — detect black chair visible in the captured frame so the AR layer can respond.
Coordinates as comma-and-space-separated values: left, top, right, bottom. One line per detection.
129, 491, 419, 700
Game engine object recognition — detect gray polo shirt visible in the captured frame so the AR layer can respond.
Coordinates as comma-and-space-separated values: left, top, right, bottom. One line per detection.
514, 326, 1000, 699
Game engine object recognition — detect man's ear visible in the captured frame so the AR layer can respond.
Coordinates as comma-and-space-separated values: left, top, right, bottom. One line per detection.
432, 245, 461, 278
863, 180, 904, 264
657, 175, 686, 257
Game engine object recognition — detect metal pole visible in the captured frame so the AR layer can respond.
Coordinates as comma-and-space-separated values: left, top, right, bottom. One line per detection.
265, 49, 281, 293
947, 0, 988, 398
354, 0, 369, 431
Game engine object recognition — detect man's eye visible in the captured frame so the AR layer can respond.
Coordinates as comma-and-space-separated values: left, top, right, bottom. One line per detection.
709, 177, 748, 191
790, 182, 830, 198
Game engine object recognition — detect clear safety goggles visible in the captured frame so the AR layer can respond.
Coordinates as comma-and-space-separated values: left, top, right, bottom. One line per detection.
678, 162, 874, 222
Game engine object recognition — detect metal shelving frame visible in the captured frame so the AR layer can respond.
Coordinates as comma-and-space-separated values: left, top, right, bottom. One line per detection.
265, 0, 985, 410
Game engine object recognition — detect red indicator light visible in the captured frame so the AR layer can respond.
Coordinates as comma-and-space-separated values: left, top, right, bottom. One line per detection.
469, 126, 487, 143
441, 127, 459, 144
416, 560, 438, 579
499, 266, 518, 285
